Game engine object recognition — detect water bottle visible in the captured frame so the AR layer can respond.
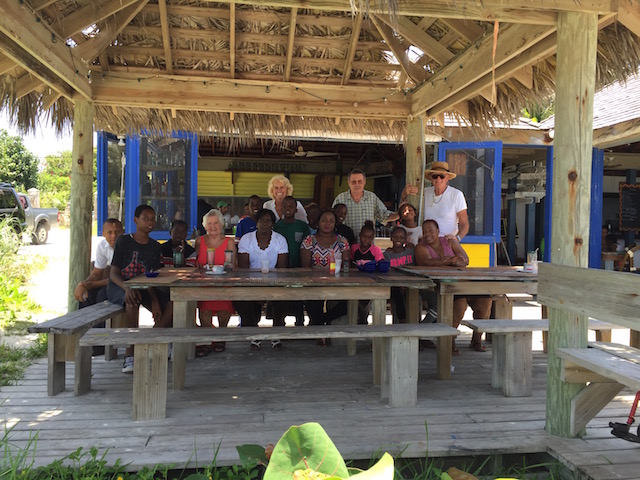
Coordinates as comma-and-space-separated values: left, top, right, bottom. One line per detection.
334, 250, 342, 276
329, 251, 336, 274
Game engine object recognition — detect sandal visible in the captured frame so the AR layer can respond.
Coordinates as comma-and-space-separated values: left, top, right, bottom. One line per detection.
212, 341, 226, 353
470, 342, 486, 352
271, 340, 282, 350
250, 340, 261, 350
196, 345, 212, 357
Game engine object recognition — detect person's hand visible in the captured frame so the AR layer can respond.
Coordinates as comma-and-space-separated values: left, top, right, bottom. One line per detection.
124, 286, 141, 308
74, 283, 88, 302
404, 184, 419, 196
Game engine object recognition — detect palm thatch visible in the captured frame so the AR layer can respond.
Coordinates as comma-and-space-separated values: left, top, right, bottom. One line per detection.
1, 1, 639, 147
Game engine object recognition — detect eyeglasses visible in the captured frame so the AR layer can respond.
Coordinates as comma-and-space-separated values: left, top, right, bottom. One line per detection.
431, 174, 446, 180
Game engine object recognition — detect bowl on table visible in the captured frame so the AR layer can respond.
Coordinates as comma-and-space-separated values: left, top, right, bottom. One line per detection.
144, 271, 159, 278
357, 261, 377, 273
377, 260, 390, 272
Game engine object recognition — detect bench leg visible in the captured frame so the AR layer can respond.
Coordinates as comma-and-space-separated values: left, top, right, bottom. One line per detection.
595, 330, 612, 343
503, 332, 532, 397
492, 335, 505, 389
380, 338, 390, 399
371, 298, 386, 385
133, 343, 168, 420
632, 330, 640, 349
347, 300, 358, 356
48, 333, 66, 395
405, 289, 420, 324
105, 311, 126, 361
388, 336, 418, 407
74, 344, 92, 396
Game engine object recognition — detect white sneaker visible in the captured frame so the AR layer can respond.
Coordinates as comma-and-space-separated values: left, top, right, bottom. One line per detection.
122, 355, 134, 373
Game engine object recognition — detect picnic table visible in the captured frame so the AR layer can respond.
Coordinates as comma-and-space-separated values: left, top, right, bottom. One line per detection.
127, 267, 437, 389
396, 266, 538, 380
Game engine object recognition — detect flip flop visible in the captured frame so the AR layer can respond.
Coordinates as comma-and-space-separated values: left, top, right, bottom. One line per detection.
196, 345, 212, 357
271, 340, 282, 349
212, 341, 226, 353
470, 342, 486, 352
250, 340, 261, 350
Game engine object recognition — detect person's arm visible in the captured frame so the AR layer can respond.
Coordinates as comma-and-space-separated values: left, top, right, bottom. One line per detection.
237, 253, 250, 268
295, 201, 309, 223
73, 266, 108, 302
400, 184, 420, 203
299, 248, 312, 268
228, 240, 238, 268
374, 194, 399, 224
110, 263, 141, 306
276, 253, 288, 268
372, 245, 385, 262
456, 209, 469, 239
414, 243, 447, 267
448, 237, 469, 267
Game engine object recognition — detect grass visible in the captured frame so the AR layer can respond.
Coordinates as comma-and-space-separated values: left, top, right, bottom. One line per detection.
0, 336, 47, 387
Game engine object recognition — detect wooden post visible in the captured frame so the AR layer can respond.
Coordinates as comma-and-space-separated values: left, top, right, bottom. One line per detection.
405, 115, 425, 215
545, 12, 598, 437
67, 100, 95, 312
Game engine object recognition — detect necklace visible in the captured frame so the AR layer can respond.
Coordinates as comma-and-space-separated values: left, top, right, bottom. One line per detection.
431, 193, 443, 206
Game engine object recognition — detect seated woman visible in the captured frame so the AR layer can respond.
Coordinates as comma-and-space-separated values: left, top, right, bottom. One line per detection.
414, 219, 491, 355
235, 209, 289, 349
194, 209, 236, 354
300, 210, 350, 345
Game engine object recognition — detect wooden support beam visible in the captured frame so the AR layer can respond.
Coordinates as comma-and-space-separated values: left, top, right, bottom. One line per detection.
334, 117, 340, 125
171, 108, 177, 118
412, 24, 556, 117
68, 100, 95, 312
545, 11, 599, 438
283, 7, 297, 82
91, 75, 408, 120
405, 116, 425, 216
452, 101, 469, 119
229, 111, 234, 121
74, 0, 149, 63
618, 0, 640, 37
280, 114, 286, 123
30, 0, 58, 12
41, 87, 62, 110
512, 66, 534, 90
209, 1, 613, 23
0, 53, 16, 76
439, 18, 485, 43
158, 0, 173, 74
375, 14, 454, 66
341, 12, 363, 85
370, 15, 425, 85
15, 74, 42, 99
0, 2, 90, 99
229, 1, 236, 79
56, 0, 139, 39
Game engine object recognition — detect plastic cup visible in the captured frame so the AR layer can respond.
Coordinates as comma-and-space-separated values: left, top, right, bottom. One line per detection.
260, 257, 270, 273
207, 248, 215, 266
334, 261, 341, 275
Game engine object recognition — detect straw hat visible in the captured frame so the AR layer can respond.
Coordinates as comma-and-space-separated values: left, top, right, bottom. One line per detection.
424, 161, 457, 180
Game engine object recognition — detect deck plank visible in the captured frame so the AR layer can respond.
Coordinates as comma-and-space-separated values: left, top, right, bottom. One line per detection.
2, 334, 639, 479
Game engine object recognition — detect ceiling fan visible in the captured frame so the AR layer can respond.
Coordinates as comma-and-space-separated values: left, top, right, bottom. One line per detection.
285, 146, 339, 158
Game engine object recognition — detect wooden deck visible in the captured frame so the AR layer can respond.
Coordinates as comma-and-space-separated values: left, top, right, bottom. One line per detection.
2, 329, 639, 479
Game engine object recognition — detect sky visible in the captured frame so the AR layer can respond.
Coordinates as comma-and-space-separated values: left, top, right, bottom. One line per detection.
0, 112, 74, 161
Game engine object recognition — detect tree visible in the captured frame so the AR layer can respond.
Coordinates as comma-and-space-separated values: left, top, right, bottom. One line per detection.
0, 129, 39, 189
39, 150, 72, 210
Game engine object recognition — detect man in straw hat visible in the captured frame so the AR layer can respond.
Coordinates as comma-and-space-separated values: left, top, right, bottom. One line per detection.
402, 161, 469, 241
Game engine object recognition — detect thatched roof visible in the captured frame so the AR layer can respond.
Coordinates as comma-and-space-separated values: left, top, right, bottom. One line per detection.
0, 1, 639, 147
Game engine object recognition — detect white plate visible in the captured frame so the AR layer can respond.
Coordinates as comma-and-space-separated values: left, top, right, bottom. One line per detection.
205, 270, 226, 275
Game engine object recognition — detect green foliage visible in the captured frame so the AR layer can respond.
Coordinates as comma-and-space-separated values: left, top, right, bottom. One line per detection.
38, 150, 72, 210
0, 130, 39, 190
522, 100, 554, 124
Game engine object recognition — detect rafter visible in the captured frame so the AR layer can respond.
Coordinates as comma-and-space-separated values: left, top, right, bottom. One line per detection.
411, 24, 556, 117
618, 0, 640, 37
28, 0, 58, 12
41, 87, 62, 110
0, 53, 16, 76
283, 7, 297, 82
341, 12, 363, 86
439, 18, 485, 44
370, 16, 425, 85
375, 14, 454, 66
512, 66, 533, 89
0, 2, 90, 100
15, 74, 43, 99
229, 1, 236, 79
74, 0, 149, 63
56, 0, 139, 40
91, 75, 408, 120
209, 0, 610, 23
158, 0, 173, 74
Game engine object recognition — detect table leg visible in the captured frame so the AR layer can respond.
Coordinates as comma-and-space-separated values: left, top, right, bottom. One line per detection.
347, 300, 358, 355
172, 300, 195, 391
371, 298, 386, 385
436, 292, 453, 380
406, 289, 420, 324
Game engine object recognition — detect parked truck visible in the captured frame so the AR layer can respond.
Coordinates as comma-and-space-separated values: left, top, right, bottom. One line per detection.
17, 193, 59, 245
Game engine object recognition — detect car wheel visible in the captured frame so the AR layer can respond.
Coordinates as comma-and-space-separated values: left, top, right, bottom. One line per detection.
33, 224, 48, 245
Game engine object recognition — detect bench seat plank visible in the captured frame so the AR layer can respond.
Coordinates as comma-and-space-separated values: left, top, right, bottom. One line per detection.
79, 323, 459, 419
28, 301, 125, 334
462, 318, 615, 334
79, 324, 460, 346
557, 347, 640, 391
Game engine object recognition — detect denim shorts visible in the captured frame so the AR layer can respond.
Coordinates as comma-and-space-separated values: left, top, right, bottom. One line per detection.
107, 282, 169, 311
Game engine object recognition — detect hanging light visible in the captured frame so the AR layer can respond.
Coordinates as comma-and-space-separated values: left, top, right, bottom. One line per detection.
117, 135, 126, 147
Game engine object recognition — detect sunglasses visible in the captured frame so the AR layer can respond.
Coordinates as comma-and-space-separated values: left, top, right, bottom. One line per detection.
431, 173, 446, 180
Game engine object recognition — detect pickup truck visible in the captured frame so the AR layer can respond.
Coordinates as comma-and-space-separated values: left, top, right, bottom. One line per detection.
17, 193, 59, 245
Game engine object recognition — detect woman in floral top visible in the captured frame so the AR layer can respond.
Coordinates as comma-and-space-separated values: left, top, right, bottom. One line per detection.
300, 210, 350, 341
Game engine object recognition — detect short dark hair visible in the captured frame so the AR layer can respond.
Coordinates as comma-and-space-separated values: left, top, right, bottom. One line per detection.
134, 204, 155, 218
360, 220, 375, 235
348, 168, 366, 180
333, 203, 347, 210
170, 219, 188, 230
423, 218, 439, 231
103, 218, 122, 227
255, 208, 276, 224
283, 195, 297, 204
399, 203, 417, 215
319, 209, 337, 224
391, 225, 407, 237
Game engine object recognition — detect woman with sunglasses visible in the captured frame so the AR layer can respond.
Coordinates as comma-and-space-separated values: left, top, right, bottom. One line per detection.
400, 161, 469, 241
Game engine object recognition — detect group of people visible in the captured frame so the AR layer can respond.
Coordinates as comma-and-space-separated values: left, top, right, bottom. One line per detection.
76, 161, 490, 372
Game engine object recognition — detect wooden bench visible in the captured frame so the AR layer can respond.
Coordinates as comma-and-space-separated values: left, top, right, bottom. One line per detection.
557, 342, 640, 436
462, 318, 616, 397
28, 301, 125, 395
539, 262, 640, 437
79, 323, 459, 420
